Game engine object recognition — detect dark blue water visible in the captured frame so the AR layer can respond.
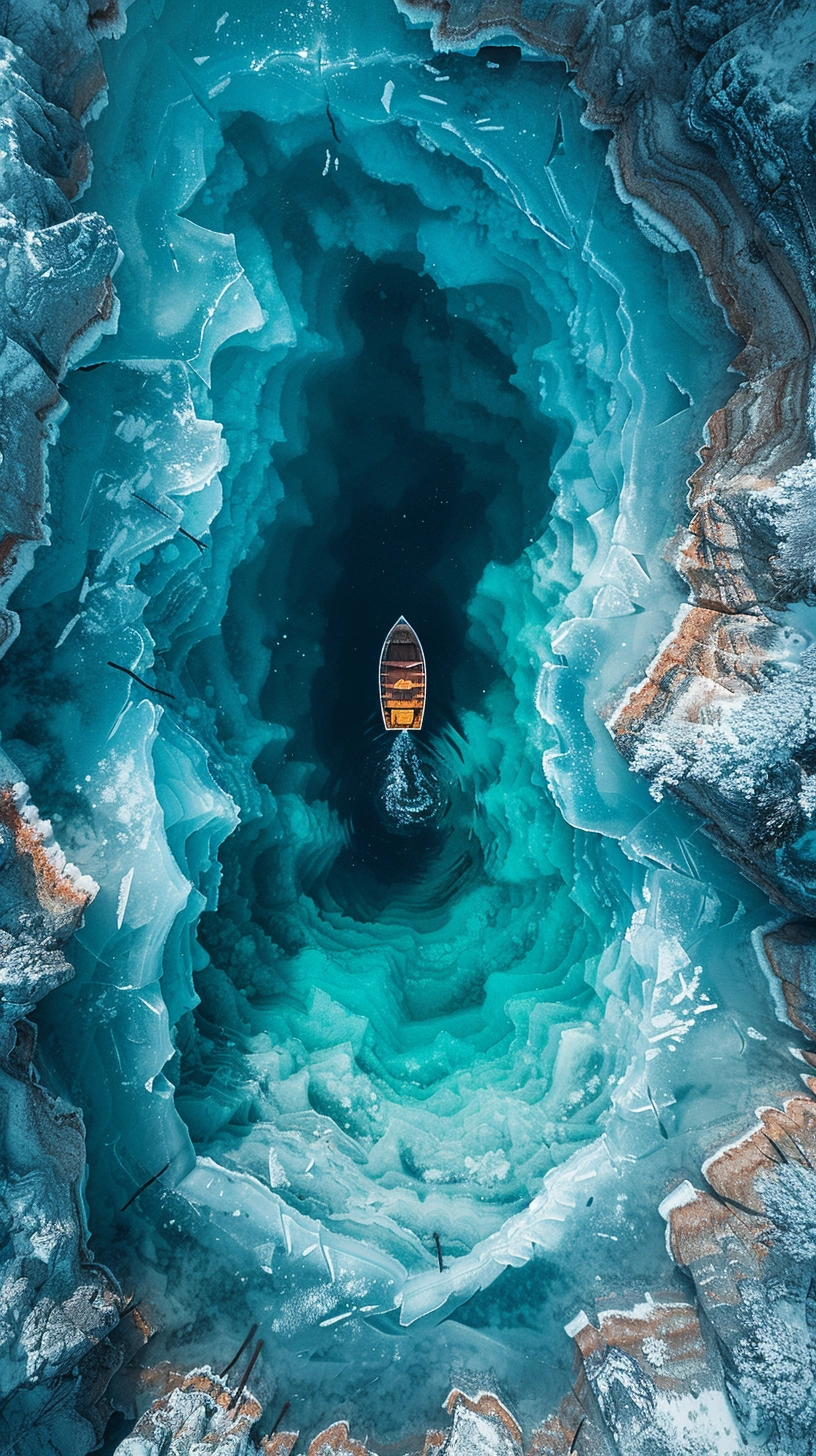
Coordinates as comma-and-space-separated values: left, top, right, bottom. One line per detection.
224, 237, 556, 895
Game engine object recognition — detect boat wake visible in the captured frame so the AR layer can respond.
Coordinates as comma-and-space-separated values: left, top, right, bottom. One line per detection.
381, 730, 439, 831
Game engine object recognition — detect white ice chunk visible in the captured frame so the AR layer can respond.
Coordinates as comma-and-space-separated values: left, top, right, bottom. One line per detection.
116, 867, 135, 929
658, 1181, 698, 1220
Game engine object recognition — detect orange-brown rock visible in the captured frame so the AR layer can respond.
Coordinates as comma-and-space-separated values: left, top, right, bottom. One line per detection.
763, 922, 816, 1040
444, 1390, 522, 1446
260, 1434, 299, 1456
308, 1421, 372, 1456
611, 606, 775, 738
114, 1368, 261, 1455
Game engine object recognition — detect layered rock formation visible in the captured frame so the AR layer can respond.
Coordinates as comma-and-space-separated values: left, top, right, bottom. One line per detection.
515, 1071, 816, 1454
114, 1369, 271, 1456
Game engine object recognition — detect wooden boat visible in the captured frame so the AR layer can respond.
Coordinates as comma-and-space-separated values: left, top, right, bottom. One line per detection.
379, 617, 426, 731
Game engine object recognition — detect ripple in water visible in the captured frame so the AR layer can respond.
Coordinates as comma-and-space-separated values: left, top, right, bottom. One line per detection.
380, 731, 440, 832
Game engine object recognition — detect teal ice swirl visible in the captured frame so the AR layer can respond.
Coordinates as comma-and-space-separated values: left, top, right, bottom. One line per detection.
0, 0, 747, 1426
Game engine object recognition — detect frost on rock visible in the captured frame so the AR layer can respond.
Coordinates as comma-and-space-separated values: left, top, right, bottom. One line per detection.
115, 1385, 523, 1456
516, 1082, 816, 1454
0, 756, 99, 1021
661, 1093, 816, 1450
527, 1296, 742, 1456
114, 1368, 265, 1456
0, 755, 123, 1455
624, 649, 816, 911
0, 2, 129, 1452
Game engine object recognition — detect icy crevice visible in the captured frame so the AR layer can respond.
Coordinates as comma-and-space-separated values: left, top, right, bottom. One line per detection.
1, 0, 814, 1449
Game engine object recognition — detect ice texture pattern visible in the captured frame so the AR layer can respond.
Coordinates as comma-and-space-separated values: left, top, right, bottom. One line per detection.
0, 0, 815, 1453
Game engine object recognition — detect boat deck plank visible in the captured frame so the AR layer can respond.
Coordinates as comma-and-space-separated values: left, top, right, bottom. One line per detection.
379, 617, 426, 731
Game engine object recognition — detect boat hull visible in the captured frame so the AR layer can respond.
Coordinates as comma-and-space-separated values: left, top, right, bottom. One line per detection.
379, 618, 426, 731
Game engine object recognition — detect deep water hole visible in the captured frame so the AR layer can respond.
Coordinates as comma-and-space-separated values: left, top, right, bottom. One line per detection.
178, 107, 624, 1262
202, 119, 560, 894
257, 249, 557, 900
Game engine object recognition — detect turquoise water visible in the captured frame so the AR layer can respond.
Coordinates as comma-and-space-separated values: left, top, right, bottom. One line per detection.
0, 0, 780, 1436
176, 134, 628, 1258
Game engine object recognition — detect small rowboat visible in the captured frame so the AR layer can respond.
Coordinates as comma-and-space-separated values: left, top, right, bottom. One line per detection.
379, 617, 426, 731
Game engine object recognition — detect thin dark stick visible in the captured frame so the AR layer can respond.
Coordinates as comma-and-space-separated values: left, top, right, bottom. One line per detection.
782, 1128, 816, 1169
711, 1188, 765, 1221
121, 1162, 170, 1212
646, 1084, 668, 1140
569, 1417, 585, 1453
228, 1339, 263, 1410
269, 1401, 290, 1436
433, 1231, 444, 1272
220, 1324, 258, 1379
108, 662, 176, 700
763, 1133, 788, 1164
177, 525, 208, 552
133, 493, 207, 552
133, 492, 172, 521
325, 98, 340, 144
